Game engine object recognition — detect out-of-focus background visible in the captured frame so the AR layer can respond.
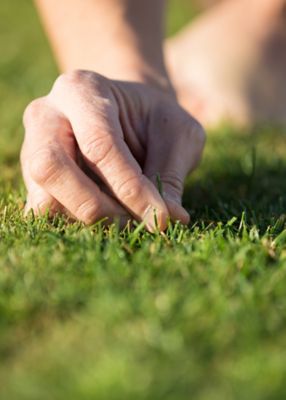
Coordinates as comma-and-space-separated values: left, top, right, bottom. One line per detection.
0, 0, 198, 184
1, 2, 286, 400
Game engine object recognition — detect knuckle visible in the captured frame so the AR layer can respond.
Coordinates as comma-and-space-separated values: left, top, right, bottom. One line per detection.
116, 175, 142, 202
188, 119, 206, 151
194, 121, 206, 149
29, 146, 62, 185
53, 70, 85, 89
175, 116, 206, 172
76, 199, 102, 225
23, 98, 46, 126
53, 70, 108, 92
161, 172, 184, 196
89, 72, 109, 94
81, 135, 113, 166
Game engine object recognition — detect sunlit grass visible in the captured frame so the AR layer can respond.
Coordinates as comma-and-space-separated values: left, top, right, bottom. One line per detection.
1, 1, 286, 399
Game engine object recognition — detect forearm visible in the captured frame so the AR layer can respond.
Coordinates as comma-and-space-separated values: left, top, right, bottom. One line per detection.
34, 0, 171, 89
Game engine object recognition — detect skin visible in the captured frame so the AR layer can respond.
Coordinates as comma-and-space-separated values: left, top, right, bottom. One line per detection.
21, 0, 286, 229
21, 0, 205, 231
166, 0, 286, 126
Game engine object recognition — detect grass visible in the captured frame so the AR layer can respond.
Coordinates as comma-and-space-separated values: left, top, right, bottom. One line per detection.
1, 1, 286, 399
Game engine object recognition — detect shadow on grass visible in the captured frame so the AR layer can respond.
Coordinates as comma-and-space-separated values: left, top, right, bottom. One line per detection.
183, 126, 286, 231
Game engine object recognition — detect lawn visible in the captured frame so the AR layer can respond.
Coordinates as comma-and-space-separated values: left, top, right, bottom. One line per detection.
1, 1, 286, 399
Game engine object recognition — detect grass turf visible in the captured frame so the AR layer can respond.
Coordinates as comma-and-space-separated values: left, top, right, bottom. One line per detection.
1, 1, 286, 399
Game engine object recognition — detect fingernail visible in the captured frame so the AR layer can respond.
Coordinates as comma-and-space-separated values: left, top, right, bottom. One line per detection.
143, 205, 168, 232
164, 196, 190, 225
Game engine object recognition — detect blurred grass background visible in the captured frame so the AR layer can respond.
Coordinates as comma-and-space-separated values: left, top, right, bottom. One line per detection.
1, 1, 286, 400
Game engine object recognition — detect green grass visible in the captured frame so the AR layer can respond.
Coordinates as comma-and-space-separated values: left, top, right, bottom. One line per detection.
1, 1, 286, 399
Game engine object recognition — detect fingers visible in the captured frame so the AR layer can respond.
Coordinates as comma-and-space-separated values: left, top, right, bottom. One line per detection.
22, 97, 129, 225
48, 71, 169, 231
21, 147, 62, 217
144, 107, 206, 225
21, 102, 63, 217
28, 145, 129, 224
25, 183, 63, 217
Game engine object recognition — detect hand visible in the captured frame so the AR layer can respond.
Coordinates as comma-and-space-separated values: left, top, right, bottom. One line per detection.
21, 70, 205, 231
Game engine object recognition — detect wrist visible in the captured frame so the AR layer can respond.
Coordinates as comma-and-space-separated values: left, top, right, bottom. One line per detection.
36, 0, 172, 92
61, 39, 174, 93
85, 54, 173, 93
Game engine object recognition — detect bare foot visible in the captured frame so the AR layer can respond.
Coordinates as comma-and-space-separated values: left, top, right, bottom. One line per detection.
166, 0, 286, 127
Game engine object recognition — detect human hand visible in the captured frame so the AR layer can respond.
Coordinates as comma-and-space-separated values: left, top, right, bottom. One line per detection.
21, 70, 205, 231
